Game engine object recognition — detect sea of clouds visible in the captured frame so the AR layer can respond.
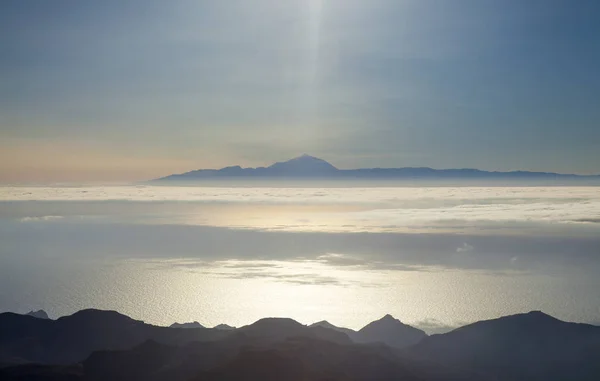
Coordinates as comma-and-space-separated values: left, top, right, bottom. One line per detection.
1, 185, 600, 328
2, 185, 599, 235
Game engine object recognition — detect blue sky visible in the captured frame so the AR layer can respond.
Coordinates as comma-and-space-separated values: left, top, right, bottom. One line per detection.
1, 0, 600, 182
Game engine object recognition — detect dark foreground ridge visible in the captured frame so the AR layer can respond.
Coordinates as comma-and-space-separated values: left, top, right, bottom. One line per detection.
1, 309, 599, 381
153, 154, 600, 182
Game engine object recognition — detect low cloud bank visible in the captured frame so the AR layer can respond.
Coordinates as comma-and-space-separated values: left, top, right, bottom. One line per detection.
2, 186, 600, 235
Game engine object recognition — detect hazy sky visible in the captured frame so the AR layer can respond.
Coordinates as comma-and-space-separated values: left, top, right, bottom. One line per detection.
2, 0, 600, 182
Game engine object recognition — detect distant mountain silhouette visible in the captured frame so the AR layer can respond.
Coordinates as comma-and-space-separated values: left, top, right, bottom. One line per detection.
192, 337, 445, 381
0, 309, 227, 365
80, 320, 357, 381
83, 337, 478, 381
311, 315, 427, 348
83, 340, 175, 381
82, 340, 224, 381
267, 154, 338, 175
1, 308, 600, 381
26, 309, 50, 319
356, 314, 427, 348
409, 311, 600, 381
170, 321, 204, 329
153, 155, 599, 181
213, 323, 235, 330
236, 317, 351, 345
310, 320, 358, 338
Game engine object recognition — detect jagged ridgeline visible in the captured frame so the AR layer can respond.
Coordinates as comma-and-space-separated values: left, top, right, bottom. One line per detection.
1, 309, 599, 381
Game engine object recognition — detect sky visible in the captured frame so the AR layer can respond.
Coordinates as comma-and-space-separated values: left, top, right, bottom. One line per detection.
1, 0, 600, 182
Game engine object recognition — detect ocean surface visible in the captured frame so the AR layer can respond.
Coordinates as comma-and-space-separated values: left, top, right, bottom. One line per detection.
1, 185, 599, 332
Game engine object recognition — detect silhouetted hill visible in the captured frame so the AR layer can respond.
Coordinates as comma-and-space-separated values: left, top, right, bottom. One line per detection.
236, 317, 352, 345
83, 339, 266, 381
156, 154, 339, 180
213, 324, 235, 330
310, 320, 358, 339
409, 311, 600, 381
310, 318, 428, 349
356, 314, 427, 348
193, 337, 477, 381
153, 155, 598, 181
0, 311, 351, 368
0, 309, 227, 365
195, 348, 309, 381
83, 336, 476, 381
26, 310, 50, 320
81, 326, 356, 381
267, 154, 338, 175
2, 309, 600, 380
88, 334, 356, 381
169, 321, 204, 329
0, 335, 480, 381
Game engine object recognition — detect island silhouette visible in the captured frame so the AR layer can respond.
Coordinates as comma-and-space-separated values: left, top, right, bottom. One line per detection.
154, 154, 600, 182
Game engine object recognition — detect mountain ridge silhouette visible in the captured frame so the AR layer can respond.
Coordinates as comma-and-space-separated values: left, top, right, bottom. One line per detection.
153, 154, 600, 181
310, 314, 427, 348
1, 309, 599, 381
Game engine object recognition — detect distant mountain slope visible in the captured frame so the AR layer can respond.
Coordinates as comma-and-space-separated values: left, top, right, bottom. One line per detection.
193, 336, 479, 381
311, 315, 427, 349
66, 339, 241, 381
310, 320, 358, 339
1, 309, 600, 381
409, 311, 600, 381
267, 154, 338, 175
213, 324, 235, 330
81, 336, 477, 381
236, 317, 352, 345
26, 309, 50, 319
153, 155, 598, 181
170, 321, 204, 329
0, 311, 351, 366
356, 315, 427, 348
81, 322, 357, 381
0, 309, 227, 365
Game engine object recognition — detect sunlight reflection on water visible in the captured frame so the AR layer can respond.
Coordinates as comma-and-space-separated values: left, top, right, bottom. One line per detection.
1, 185, 599, 331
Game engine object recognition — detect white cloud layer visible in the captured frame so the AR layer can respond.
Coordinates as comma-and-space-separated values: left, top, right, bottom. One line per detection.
18, 215, 64, 223
2, 186, 600, 330
1, 185, 598, 204
2, 186, 599, 234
